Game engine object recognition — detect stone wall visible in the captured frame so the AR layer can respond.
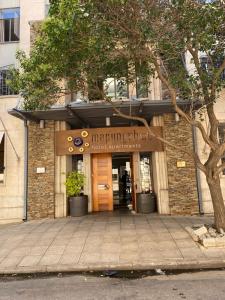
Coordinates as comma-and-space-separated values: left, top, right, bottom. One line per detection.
27, 121, 55, 219
164, 113, 199, 215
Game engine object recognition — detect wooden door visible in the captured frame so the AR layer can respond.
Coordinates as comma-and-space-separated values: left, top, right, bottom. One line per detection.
92, 153, 113, 212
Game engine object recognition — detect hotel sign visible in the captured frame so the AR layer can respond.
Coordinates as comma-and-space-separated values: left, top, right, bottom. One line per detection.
55, 126, 164, 155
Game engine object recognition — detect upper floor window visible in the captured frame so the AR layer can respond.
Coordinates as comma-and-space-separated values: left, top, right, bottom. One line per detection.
105, 78, 128, 100
0, 69, 16, 96
200, 55, 225, 80
136, 76, 148, 99
0, 8, 20, 43
218, 123, 225, 175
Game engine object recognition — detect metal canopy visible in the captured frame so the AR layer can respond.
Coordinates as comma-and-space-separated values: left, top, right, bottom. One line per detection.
8, 100, 190, 129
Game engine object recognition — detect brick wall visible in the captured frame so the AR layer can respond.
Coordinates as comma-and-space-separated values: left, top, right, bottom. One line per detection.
27, 121, 55, 220
164, 114, 199, 215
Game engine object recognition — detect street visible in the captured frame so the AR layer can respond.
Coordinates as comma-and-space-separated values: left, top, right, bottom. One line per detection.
1, 270, 225, 299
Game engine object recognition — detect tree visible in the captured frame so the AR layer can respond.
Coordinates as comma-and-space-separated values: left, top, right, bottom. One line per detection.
10, 0, 225, 230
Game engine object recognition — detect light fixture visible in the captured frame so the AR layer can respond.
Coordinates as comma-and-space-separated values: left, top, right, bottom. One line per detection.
175, 113, 180, 122
106, 117, 111, 126
40, 120, 45, 129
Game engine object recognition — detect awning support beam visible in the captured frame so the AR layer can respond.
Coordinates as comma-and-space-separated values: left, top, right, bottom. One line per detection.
66, 105, 88, 127
13, 108, 40, 123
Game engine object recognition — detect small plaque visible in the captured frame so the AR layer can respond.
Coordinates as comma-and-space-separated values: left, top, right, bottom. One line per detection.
177, 161, 186, 168
98, 184, 106, 190
36, 167, 46, 174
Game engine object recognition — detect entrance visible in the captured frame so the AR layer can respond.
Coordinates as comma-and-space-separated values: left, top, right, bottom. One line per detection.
92, 152, 154, 212
92, 152, 139, 212
112, 153, 132, 211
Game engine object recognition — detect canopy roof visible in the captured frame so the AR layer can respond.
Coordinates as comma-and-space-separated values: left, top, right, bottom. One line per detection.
9, 100, 191, 128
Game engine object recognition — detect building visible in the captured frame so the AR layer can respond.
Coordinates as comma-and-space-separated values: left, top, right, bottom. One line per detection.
0, 0, 49, 223
0, 0, 224, 223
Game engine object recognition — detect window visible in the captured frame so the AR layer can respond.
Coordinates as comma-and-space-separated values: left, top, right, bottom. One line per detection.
136, 76, 148, 99
200, 56, 225, 80
0, 132, 5, 183
0, 8, 20, 42
105, 78, 128, 100
72, 155, 83, 173
0, 69, 15, 96
218, 123, 225, 175
135, 61, 150, 99
140, 153, 153, 193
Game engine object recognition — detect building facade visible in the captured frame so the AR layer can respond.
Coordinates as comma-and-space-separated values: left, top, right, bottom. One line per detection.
0, 0, 49, 223
0, 0, 224, 223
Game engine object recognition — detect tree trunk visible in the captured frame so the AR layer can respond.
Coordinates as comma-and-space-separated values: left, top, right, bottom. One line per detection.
207, 175, 225, 231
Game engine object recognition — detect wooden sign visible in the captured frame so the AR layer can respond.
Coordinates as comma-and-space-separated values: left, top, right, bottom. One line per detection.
55, 126, 164, 155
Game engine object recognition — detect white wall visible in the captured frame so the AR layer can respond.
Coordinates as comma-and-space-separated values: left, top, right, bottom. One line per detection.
19, 0, 46, 55
0, 0, 47, 223
185, 52, 225, 214
0, 0, 47, 69
0, 96, 25, 223
196, 91, 225, 214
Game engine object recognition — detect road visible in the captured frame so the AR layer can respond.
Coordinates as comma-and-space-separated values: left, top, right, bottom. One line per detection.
1, 270, 225, 299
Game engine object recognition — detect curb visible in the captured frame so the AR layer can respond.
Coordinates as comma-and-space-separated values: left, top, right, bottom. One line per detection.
1, 259, 225, 275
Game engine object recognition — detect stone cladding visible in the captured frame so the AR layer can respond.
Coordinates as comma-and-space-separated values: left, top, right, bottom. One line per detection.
27, 121, 55, 220
164, 113, 199, 215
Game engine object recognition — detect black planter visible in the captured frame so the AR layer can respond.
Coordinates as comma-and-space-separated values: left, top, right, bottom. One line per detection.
69, 195, 88, 217
136, 193, 156, 213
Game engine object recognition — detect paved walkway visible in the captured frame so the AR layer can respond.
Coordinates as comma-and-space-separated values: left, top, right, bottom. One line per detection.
0, 212, 224, 274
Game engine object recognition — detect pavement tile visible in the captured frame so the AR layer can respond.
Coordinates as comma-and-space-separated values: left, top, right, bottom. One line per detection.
160, 249, 183, 259
64, 246, 84, 254
119, 251, 140, 262
170, 232, 190, 240
121, 242, 139, 252
39, 254, 62, 266
35, 239, 53, 246
79, 252, 101, 264
8, 247, 31, 257
67, 238, 86, 246
30, 246, 48, 256
59, 253, 81, 265
101, 243, 121, 252
120, 230, 134, 237
83, 244, 101, 252
139, 248, 165, 258
18, 255, 42, 267
201, 248, 224, 259
0, 257, 22, 268
121, 236, 138, 243
101, 252, 120, 263
157, 241, 178, 250
103, 236, 121, 243
45, 246, 66, 255
175, 239, 197, 248
138, 241, 158, 251
180, 248, 206, 259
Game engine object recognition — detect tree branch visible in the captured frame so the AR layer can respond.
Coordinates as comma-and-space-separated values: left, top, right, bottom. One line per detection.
150, 52, 216, 151
215, 162, 225, 177
107, 99, 207, 174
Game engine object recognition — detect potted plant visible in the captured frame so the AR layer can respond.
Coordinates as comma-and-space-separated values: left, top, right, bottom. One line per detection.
136, 190, 157, 214
65, 171, 88, 217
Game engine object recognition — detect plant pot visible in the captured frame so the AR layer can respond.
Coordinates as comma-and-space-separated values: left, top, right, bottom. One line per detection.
136, 193, 156, 213
69, 195, 88, 217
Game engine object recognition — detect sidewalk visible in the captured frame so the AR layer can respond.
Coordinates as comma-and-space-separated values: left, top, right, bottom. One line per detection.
0, 212, 224, 274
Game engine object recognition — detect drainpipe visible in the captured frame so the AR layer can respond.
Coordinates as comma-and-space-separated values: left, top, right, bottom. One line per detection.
192, 125, 204, 214
12, 109, 28, 221
23, 120, 28, 221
